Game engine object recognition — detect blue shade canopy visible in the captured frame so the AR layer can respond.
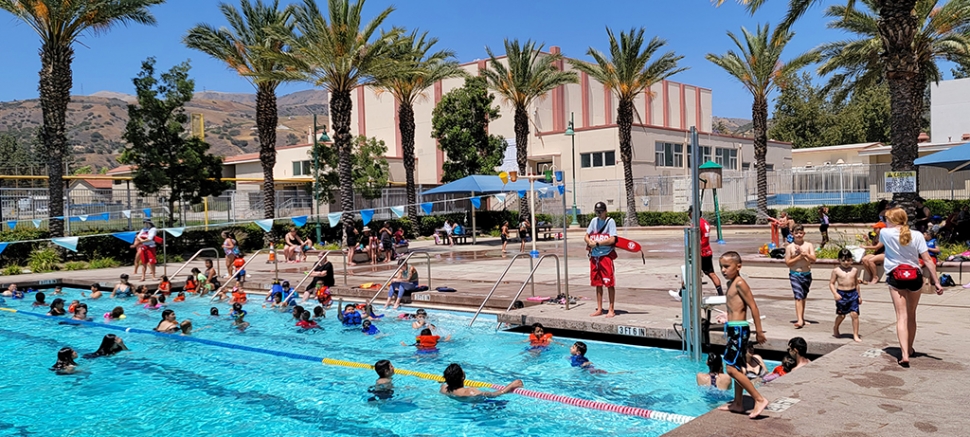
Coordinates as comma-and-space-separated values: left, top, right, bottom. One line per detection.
915, 142, 970, 172
421, 175, 553, 195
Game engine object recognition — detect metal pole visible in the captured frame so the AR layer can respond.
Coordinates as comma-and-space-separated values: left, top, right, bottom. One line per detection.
840, 166, 845, 205
471, 191, 477, 245
562, 176, 570, 310
64, 180, 71, 236
714, 188, 725, 244
313, 114, 323, 245
688, 126, 703, 361
570, 113, 579, 226
126, 180, 133, 231
162, 232, 168, 277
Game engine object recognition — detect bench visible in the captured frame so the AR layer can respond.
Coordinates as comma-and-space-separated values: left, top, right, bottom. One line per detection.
435, 229, 480, 245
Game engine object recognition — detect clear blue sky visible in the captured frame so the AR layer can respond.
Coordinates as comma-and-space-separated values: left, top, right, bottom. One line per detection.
0, 0, 954, 118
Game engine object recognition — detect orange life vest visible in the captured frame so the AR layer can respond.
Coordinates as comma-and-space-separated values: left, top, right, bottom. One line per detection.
529, 333, 553, 346
233, 257, 245, 268
231, 291, 247, 304
184, 279, 198, 294
416, 335, 440, 349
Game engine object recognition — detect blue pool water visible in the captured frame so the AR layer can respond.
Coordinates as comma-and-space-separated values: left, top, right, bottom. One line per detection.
0, 288, 764, 437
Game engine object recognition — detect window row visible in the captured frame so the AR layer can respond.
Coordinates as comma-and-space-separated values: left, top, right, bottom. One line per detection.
654, 142, 742, 170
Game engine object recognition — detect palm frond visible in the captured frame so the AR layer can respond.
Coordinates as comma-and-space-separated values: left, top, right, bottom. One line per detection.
481, 39, 578, 110
0, 0, 162, 45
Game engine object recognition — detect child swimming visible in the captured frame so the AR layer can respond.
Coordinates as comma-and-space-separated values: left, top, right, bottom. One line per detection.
528, 323, 553, 349
230, 303, 249, 331
230, 284, 248, 304
81, 283, 102, 299
158, 275, 172, 296
48, 298, 67, 316
51, 347, 78, 374
110, 274, 133, 298
296, 311, 320, 329
337, 301, 362, 326
174, 291, 186, 302
32, 291, 47, 307
402, 328, 450, 354
104, 306, 126, 320
144, 296, 162, 310
312, 305, 325, 319
364, 304, 384, 321
361, 319, 380, 335
569, 341, 607, 374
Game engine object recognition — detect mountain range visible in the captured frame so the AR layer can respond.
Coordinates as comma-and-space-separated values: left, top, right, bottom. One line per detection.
0, 89, 330, 172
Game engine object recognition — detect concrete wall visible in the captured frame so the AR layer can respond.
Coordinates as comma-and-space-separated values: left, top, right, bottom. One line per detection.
931, 78, 970, 143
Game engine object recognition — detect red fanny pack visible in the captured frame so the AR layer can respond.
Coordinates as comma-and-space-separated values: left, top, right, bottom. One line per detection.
891, 264, 921, 281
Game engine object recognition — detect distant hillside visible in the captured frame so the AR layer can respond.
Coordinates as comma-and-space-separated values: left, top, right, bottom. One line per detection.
0, 89, 330, 172
712, 116, 753, 138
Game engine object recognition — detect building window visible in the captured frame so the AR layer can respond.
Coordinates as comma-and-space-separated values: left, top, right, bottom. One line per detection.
686, 146, 712, 167
715, 148, 738, 170
655, 142, 683, 167
580, 151, 616, 168
741, 162, 774, 172
292, 160, 312, 176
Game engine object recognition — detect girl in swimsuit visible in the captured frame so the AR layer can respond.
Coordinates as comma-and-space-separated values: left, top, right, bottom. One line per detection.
51, 347, 78, 374
110, 274, 132, 299
744, 344, 767, 380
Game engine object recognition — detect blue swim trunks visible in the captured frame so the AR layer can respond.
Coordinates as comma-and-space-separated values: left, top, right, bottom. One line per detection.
836, 289, 860, 315
723, 321, 749, 371
789, 271, 812, 300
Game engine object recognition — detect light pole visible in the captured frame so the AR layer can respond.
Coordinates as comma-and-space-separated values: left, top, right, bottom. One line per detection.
312, 115, 331, 246
564, 112, 579, 226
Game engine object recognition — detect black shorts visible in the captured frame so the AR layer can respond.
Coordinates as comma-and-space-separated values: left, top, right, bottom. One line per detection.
887, 268, 924, 292
723, 322, 750, 371
701, 255, 715, 275
501, 235, 508, 242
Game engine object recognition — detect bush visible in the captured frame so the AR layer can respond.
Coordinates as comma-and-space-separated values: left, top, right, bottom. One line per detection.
89, 257, 121, 269
2, 265, 23, 275
27, 247, 60, 273
64, 261, 88, 271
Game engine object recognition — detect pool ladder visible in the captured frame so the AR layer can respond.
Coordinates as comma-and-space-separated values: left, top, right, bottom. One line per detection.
210, 248, 279, 300
468, 253, 564, 327
280, 250, 333, 303
167, 247, 222, 281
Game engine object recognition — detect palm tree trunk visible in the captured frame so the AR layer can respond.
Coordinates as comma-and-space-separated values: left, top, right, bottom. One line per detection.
877, 0, 920, 214
752, 95, 769, 222
256, 83, 278, 244
514, 106, 530, 223
400, 100, 418, 234
617, 97, 637, 227
39, 43, 73, 238
331, 89, 355, 230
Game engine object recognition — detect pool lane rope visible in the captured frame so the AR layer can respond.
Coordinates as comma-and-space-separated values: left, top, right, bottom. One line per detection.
2, 308, 693, 425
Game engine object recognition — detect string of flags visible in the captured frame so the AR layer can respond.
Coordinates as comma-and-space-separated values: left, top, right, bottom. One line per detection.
3, 207, 164, 231
0, 188, 568, 255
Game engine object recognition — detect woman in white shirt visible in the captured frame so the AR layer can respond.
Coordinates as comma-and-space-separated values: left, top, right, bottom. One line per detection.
881, 208, 944, 367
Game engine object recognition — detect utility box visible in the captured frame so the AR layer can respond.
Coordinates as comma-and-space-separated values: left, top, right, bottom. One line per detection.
699, 161, 723, 190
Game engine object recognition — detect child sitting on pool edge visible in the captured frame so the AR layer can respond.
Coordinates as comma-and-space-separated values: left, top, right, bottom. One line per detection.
569, 341, 606, 374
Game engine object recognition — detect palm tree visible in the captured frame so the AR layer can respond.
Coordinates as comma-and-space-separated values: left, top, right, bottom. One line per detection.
184, 0, 294, 234
268, 0, 400, 230
719, 0, 925, 210
375, 30, 465, 225
0, 0, 163, 237
706, 24, 817, 219
818, 0, 970, 133
570, 28, 686, 227
480, 40, 577, 222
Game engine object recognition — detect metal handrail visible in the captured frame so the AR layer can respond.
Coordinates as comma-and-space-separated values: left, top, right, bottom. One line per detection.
283, 251, 332, 303
365, 251, 432, 306
168, 247, 221, 280
494, 254, 563, 329
209, 248, 278, 300
467, 253, 536, 326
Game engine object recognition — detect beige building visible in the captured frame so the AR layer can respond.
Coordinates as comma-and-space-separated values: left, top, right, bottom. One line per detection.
350, 46, 791, 186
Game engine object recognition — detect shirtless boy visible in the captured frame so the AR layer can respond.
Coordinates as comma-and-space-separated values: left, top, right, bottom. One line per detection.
440, 363, 523, 401
718, 251, 769, 419
829, 249, 862, 341
785, 225, 816, 328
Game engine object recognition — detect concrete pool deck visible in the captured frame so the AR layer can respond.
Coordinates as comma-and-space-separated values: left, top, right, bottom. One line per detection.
4, 227, 969, 436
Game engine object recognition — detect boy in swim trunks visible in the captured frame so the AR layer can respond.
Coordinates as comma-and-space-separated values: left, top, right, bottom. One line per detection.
785, 224, 816, 329
829, 249, 862, 342
718, 251, 768, 419
569, 341, 607, 374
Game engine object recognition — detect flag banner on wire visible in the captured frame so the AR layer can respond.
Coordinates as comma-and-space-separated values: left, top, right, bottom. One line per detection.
122, 210, 132, 219
254, 219, 274, 232
32, 220, 41, 229
518, 190, 526, 198
360, 209, 375, 226
52, 237, 79, 252
328, 212, 342, 227
79, 215, 89, 222
143, 208, 152, 218
111, 232, 138, 244
0, 243, 7, 256
390, 206, 405, 218
164, 227, 185, 238
421, 202, 433, 215
494, 193, 506, 204
291, 216, 308, 227
558, 185, 565, 195
6, 221, 16, 230
470, 197, 481, 209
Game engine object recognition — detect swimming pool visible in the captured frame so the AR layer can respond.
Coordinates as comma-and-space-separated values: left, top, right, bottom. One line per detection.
0, 288, 752, 437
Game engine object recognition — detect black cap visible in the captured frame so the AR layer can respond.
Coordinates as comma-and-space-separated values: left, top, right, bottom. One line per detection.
594, 202, 607, 212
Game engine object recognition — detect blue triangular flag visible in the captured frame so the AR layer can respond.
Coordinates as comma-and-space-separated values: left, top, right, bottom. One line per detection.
0, 242, 7, 256
291, 216, 308, 227
470, 196, 481, 209
557, 185, 565, 195
328, 212, 342, 227
360, 209, 375, 226
421, 202, 433, 215
518, 190, 527, 198
53, 216, 64, 221
494, 194, 506, 203
390, 206, 405, 218
32, 220, 41, 229
98, 212, 110, 221
164, 227, 185, 237
111, 232, 138, 244
143, 208, 152, 218
52, 237, 79, 252
69, 216, 81, 222
255, 219, 274, 232
122, 210, 131, 218
6, 221, 16, 230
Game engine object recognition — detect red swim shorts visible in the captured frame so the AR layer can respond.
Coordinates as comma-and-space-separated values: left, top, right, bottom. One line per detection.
589, 256, 615, 287
139, 246, 157, 265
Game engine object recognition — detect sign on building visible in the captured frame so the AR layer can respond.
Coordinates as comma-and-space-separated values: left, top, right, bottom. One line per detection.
884, 171, 917, 193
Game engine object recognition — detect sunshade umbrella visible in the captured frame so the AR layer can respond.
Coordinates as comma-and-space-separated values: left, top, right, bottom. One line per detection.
915, 142, 970, 200
421, 175, 554, 243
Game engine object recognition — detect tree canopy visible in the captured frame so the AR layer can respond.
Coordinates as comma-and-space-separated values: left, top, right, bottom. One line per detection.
431, 77, 505, 182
